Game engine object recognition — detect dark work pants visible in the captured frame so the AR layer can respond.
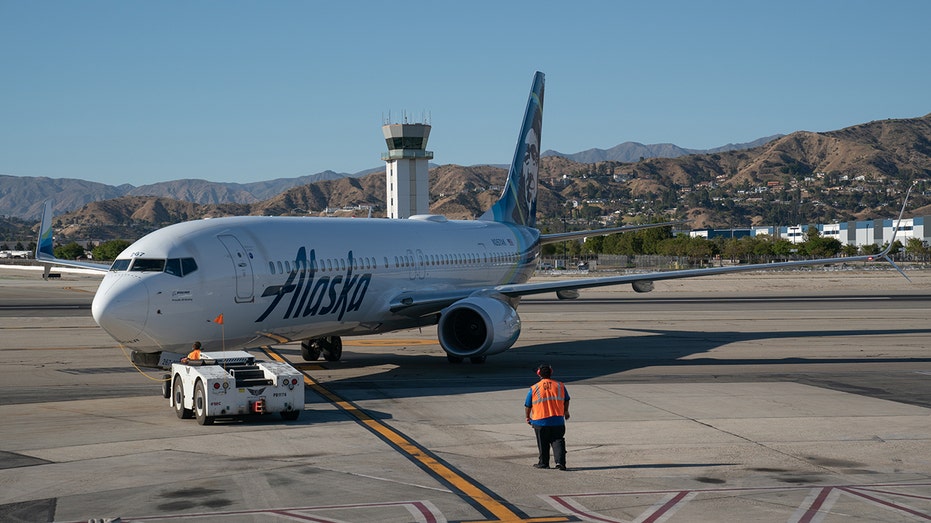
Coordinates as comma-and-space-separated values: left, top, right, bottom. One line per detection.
533, 424, 566, 467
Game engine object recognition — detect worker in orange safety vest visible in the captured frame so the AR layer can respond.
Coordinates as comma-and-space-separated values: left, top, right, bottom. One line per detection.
181, 341, 203, 364
524, 363, 570, 470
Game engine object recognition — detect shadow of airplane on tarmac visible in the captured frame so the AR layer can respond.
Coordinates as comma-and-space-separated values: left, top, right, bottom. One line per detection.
274, 322, 931, 421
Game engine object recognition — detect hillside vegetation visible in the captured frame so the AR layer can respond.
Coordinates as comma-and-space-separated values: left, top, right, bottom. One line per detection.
11, 113, 931, 242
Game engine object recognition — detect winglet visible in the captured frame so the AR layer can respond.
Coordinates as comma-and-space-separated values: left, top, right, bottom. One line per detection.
37, 200, 56, 261
876, 181, 917, 282
480, 71, 545, 228
33, 199, 110, 275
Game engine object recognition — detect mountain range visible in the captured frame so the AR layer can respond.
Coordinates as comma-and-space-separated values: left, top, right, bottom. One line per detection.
1, 139, 779, 220
4, 113, 931, 242
542, 135, 783, 164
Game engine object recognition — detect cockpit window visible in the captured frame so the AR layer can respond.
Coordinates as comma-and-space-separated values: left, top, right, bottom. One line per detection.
163, 258, 199, 277
109, 259, 131, 272
180, 257, 198, 276
112, 257, 198, 276
164, 258, 182, 276
130, 259, 166, 272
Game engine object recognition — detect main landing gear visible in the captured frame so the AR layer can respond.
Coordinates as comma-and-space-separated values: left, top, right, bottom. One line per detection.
301, 336, 343, 362
446, 354, 487, 364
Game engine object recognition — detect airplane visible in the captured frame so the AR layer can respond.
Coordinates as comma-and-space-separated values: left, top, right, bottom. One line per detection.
35, 71, 908, 367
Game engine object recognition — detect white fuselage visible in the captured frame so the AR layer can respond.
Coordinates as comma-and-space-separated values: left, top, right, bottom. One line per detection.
91, 215, 540, 352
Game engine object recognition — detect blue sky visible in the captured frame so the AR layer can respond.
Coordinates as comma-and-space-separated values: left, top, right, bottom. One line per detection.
2, 1, 929, 186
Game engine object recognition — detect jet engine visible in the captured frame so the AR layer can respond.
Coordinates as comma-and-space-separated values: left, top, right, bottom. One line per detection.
437, 296, 521, 359
632, 280, 654, 293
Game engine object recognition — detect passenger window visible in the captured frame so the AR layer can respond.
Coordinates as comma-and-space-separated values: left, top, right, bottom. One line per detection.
268, 262, 276, 275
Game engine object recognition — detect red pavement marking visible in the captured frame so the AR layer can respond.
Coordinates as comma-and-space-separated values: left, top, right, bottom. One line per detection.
797, 486, 835, 523
545, 482, 931, 523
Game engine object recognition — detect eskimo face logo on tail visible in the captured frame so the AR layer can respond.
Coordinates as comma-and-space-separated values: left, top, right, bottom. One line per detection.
256, 247, 372, 323
521, 126, 540, 222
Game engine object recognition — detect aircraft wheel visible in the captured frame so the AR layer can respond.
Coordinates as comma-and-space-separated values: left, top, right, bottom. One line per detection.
301, 339, 321, 361
194, 381, 214, 425
281, 409, 301, 421
446, 354, 464, 364
173, 379, 192, 419
470, 356, 487, 364
161, 374, 171, 399
322, 336, 342, 362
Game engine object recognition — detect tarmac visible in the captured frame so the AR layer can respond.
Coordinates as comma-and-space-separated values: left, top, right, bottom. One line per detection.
1, 265, 930, 522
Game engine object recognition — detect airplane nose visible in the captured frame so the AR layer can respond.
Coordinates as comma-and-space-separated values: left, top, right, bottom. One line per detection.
92, 275, 149, 344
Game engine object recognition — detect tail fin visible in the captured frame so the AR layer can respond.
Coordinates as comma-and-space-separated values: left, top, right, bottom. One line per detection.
480, 71, 544, 228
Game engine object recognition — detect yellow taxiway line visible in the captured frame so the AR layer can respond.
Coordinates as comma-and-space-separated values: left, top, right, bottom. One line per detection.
262, 346, 570, 523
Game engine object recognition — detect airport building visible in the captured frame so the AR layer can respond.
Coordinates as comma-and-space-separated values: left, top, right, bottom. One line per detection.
689, 228, 753, 240
382, 121, 433, 219
691, 216, 931, 249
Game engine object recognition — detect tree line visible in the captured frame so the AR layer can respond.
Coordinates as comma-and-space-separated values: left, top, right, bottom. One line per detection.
52, 240, 132, 261
543, 225, 930, 264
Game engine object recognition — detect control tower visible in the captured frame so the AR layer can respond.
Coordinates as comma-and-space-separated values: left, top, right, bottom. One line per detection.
382, 121, 433, 219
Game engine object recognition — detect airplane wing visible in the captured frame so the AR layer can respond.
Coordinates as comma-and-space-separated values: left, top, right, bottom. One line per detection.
389, 290, 474, 316
494, 251, 896, 298
36, 252, 110, 273
35, 200, 110, 274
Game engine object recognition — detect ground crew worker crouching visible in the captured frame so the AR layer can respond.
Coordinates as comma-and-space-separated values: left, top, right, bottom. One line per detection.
524, 363, 570, 470
181, 341, 202, 364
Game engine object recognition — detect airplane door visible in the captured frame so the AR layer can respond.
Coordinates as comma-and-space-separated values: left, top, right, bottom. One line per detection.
218, 234, 255, 303
415, 249, 426, 279
406, 248, 416, 280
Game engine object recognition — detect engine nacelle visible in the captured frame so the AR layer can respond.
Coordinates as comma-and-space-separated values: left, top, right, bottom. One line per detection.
437, 296, 521, 358
632, 280, 654, 293
556, 289, 579, 300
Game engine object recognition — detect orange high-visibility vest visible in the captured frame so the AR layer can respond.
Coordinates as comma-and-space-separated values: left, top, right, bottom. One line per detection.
187, 349, 202, 360
530, 379, 566, 420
